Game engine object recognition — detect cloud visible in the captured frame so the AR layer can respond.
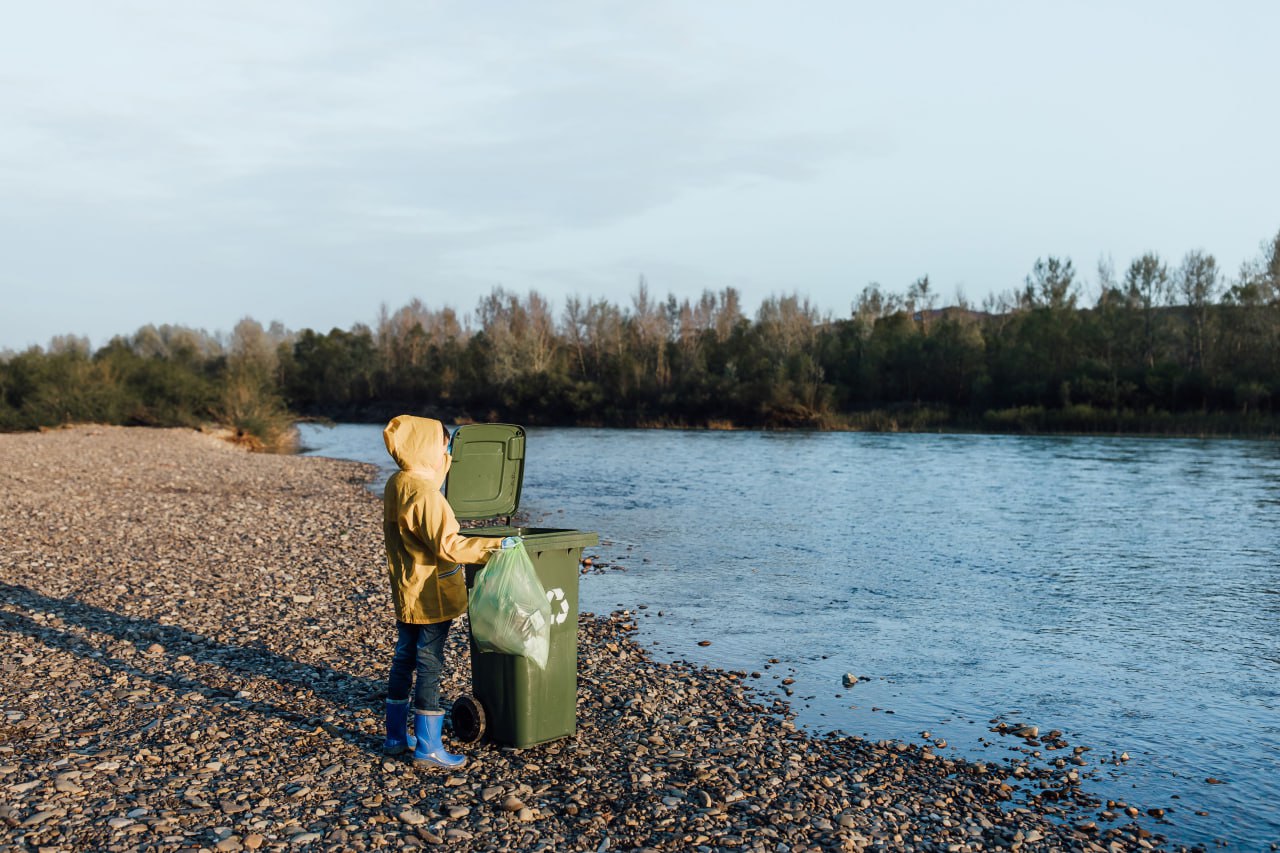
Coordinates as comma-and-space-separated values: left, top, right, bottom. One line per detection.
1, 2, 871, 239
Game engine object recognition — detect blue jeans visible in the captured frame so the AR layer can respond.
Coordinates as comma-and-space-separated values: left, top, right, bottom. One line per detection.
387, 620, 453, 712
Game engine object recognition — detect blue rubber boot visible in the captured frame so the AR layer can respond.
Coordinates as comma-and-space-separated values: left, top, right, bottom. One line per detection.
382, 699, 417, 755
412, 709, 466, 769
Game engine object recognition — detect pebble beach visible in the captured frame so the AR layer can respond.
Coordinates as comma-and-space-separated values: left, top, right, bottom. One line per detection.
0, 426, 1178, 852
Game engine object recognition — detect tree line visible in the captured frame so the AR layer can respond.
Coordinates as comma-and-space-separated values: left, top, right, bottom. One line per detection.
3, 231, 1279, 444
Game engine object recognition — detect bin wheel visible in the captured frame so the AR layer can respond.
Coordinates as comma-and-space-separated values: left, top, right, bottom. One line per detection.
451, 695, 486, 744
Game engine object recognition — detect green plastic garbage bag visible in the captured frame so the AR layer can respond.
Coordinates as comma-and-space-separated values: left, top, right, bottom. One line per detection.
468, 542, 551, 669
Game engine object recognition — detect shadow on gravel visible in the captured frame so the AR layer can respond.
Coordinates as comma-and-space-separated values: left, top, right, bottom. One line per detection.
0, 582, 386, 756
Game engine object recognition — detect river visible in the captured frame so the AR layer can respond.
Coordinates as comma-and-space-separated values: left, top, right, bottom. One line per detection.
298, 423, 1280, 850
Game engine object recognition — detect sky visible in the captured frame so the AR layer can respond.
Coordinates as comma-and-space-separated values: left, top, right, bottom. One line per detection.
2, 1, 1278, 350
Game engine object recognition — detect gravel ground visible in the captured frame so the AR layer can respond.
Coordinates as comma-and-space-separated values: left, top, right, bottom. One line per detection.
0, 426, 1177, 852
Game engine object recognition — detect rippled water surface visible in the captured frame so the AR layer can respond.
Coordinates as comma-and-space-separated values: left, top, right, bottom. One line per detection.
300, 424, 1280, 849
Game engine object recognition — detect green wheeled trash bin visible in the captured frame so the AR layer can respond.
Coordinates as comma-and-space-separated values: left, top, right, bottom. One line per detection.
444, 424, 598, 748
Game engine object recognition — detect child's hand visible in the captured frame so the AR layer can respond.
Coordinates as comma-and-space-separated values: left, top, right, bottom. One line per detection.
500, 536, 521, 550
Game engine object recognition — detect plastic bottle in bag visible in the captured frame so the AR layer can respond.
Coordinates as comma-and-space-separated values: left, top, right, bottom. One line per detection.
467, 542, 552, 669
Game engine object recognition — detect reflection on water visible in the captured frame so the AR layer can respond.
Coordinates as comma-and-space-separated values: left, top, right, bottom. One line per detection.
300, 424, 1280, 848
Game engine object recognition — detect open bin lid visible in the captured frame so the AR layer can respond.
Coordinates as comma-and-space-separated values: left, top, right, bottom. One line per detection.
445, 423, 525, 520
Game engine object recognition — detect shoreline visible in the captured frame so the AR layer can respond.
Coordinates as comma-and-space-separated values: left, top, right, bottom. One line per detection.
0, 426, 1178, 851
293, 414, 1280, 443
288, 404, 1280, 440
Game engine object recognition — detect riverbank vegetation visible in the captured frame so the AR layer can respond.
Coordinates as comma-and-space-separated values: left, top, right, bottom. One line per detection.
4, 232, 1279, 443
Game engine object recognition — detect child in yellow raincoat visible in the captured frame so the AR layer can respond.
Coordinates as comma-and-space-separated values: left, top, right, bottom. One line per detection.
380, 415, 514, 768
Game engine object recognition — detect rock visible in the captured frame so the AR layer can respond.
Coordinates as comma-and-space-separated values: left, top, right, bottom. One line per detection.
503, 795, 526, 812
243, 834, 264, 850
842, 673, 858, 688
400, 810, 428, 825
21, 809, 60, 827
290, 832, 322, 845
107, 817, 134, 830
215, 837, 243, 852
517, 806, 535, 822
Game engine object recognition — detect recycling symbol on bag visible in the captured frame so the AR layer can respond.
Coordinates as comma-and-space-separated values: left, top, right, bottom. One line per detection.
545, 587, 569, 624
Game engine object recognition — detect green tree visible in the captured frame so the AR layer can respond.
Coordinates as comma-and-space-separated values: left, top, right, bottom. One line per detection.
1021, 257, 1077, 310
1175, 250, 1219, 373
1124, 252, 1170, 370
281, 327, 378, 412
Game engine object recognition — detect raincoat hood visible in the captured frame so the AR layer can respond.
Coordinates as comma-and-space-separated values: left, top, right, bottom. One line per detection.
382, 414, 502, 624
383, 415, 452, 488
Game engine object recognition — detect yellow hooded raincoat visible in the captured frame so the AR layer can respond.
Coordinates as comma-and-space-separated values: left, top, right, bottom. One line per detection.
383, 416, 503, 624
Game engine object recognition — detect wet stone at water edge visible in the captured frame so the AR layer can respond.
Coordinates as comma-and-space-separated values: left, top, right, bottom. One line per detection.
0, 426, 1175, 851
